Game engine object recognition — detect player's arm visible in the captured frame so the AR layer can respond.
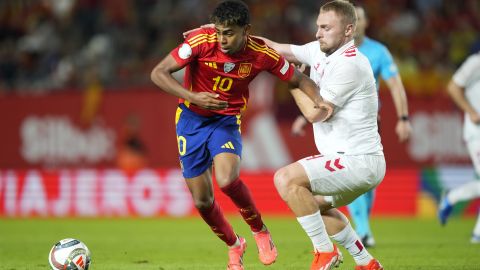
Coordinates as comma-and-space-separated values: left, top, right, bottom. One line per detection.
255, 36, 300, 64
287, 69, 333, 123
447, 79, 480, 124
289, 87, 334, 123
150, 54, 227, 110
385, 74, 411, 142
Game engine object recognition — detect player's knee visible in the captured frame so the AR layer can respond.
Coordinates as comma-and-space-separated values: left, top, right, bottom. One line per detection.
215, 171, 240, 188
193, 197, 214, 210
274, 168, 293, 200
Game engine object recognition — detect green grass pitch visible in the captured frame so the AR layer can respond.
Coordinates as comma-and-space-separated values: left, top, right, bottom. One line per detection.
0, 216, 479, 269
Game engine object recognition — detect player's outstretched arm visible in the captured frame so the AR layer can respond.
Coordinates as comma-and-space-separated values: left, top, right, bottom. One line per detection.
151, 54, 228, 110
182, 24, 214, 38
254, 36, 300, 64
385, 74, 411, 142
447, 79, 480, 124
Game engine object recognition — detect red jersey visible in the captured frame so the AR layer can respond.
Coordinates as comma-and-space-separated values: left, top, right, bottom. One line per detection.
170, 28, 295, 116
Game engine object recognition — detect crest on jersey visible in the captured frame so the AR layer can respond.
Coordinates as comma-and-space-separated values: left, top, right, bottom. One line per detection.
238, 63, 252, 78
224, 62, 235, 73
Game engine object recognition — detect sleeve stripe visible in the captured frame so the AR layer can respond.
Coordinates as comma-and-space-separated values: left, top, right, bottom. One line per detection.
247, 44, 279, 61
248, 39, 280, 58
188, 33, 216, 44
190, 38, 217, 48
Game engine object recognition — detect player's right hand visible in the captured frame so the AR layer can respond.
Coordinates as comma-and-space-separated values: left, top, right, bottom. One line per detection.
190, 92, 228, 110
182, 24, 215, 38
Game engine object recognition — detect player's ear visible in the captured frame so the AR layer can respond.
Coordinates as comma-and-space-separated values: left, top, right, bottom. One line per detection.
345, 23, 354, 37
244, 24, 251, 35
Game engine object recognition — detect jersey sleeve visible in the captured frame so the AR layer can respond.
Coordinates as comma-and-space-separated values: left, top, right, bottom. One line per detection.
453, 55, 479, 88
291, 41, 318, 66
321, 61, 361, 107
170, 29, 208, 66
264, 51, 295, 82
379, 46, 399, 81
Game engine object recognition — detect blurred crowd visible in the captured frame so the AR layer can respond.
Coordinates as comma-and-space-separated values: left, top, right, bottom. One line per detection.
0, 0, 479, 96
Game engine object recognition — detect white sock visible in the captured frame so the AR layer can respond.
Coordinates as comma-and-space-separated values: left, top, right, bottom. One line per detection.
297, 210, 333, 252
331, 222, 372, 265
447, 182, 480, 204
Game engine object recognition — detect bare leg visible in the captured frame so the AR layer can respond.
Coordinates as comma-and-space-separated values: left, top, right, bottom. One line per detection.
274, 162, 333, 252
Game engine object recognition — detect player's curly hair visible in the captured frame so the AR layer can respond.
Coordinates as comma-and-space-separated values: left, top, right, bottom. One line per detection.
209, 0, 250, 27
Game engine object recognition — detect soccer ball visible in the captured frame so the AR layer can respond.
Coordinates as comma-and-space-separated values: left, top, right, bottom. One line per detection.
48, 238, 91, 270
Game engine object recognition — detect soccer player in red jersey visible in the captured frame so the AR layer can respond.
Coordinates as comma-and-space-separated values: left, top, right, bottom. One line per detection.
150, 1, 327, 269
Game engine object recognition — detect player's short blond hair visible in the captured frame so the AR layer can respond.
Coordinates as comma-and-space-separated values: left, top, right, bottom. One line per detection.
320, 0, 357, 27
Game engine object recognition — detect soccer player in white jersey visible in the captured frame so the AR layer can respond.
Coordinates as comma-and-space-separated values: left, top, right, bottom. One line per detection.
287, 4, 411, 249
438, 51, 480, 244
261, 1, 385, 269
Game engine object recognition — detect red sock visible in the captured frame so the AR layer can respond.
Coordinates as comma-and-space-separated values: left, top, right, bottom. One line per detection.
221, 178, 264, 232
198, 199, 237, 246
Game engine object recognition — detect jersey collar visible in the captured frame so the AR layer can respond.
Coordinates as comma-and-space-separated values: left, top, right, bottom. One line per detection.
326, 40, 355, 60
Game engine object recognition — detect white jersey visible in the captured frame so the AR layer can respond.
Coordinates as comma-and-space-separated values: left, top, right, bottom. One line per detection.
452, 52, 480, 142
291, 40, 383, 155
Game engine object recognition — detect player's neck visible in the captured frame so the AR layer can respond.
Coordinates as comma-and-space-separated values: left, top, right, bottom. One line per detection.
354, 36, 364, 47
327, 38, 353, 57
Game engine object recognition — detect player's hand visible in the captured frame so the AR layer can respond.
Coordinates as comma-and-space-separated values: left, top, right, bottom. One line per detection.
182, 24, 215, 38
317, 101, 334, 122
396, 120, 411, 142
190, 92, 228, 110
291, 115, 308, 136
296, 64, 306, 73
469, 111, 480, 124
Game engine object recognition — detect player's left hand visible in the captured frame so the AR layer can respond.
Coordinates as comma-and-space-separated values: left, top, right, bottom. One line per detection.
314, 101, 334, 122
396, 120, 411, 142
296, 64, 306, 73
183, 24, 215, 38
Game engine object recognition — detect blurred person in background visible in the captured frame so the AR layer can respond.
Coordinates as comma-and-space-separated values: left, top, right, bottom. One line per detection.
289, 4, 411, 248
438, 50, 480, 244
150, 1, 324, 269
260, 1, 384, 269
116, 113, 148, 171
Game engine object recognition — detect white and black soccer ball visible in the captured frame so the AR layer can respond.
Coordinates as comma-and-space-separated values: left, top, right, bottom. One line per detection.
48, 238, 91, 270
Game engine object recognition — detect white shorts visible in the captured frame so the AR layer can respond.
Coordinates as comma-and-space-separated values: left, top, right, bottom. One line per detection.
298, 153, 386, 207
466, 139, 480, 176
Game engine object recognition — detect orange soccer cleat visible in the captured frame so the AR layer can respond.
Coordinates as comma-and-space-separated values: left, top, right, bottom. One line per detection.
227, 236, 247, 270
354, 259, 384, 270
310, 245, 343, 270
253, 229, 278, 265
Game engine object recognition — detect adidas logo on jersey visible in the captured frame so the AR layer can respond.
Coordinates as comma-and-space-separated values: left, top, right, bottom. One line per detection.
204, 62, 217, 69
221, 141, 235, 150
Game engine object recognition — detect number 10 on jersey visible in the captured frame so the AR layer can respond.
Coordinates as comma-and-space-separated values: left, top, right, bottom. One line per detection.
212, 76, 233, 92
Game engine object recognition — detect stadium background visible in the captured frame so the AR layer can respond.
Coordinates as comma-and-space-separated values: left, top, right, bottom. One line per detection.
0, 0, 480, 237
